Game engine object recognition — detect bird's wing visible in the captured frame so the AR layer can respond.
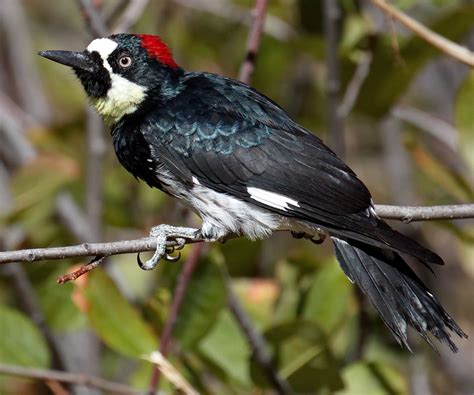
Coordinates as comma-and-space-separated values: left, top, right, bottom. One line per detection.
144, 72, 372, 217
143, 73, 441, 265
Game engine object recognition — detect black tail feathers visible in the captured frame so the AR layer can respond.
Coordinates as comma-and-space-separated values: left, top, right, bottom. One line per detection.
332, 236, 467, 352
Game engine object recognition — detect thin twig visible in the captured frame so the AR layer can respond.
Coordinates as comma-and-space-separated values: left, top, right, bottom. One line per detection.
227, 281, 293, 395
57, 255, 108, 284
74, 0, 108, 37
1, 204, 474, 264
323, 0, 345, 157
0, 363, 144, 395
112, 0, 150, 33
238, 0, 268, 84
392, 105, 459, 152
370, 0, 474, 67
56, 192, 95, 243
148, 243, 204, 394
338, 52, 373, 118
172, 0, 295, 41
145, 352, 199, 395
105, 0, 130, 26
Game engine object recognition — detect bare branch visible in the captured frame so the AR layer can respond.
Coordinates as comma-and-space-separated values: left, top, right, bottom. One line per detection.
0, 363, 144, 395
392, 105, 459, 152
370, 0, 474, 67
112, 0, 150, 33
146, 351, 199, 395
227, 281, 293, 395
74, 0, 108, 37
323, 0, 345, 157
238, 0, 268, 84
1, 204, 474, 264
338, 52, 373, 118
375, 204, 474, 223
172, 0, 295, 41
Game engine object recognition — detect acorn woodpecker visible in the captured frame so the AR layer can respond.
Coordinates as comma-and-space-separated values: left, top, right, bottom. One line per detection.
39, 33, 466, 351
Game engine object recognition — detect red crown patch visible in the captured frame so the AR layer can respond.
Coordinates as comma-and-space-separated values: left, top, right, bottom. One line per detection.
136, 34, 178, 69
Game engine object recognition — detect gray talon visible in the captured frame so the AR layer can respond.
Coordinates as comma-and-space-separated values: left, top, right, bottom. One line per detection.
138, 224, 200, 271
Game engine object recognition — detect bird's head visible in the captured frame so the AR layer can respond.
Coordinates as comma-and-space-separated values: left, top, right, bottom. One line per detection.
39, 33, 182, 125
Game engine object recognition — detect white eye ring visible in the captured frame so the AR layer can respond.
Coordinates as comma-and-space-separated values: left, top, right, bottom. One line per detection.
118, 55, 133, 69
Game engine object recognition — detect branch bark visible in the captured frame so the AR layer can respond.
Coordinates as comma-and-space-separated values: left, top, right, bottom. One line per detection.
1, 204, 474, 264
238, 0, 268, 84
370, 0, 474, 67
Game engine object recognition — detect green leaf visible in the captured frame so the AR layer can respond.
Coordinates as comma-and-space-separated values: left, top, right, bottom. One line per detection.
252, 321, 343, 393
173, 250, 227, 349
303, 259, 353, 333
84, 270, 158, 358
455, 71, 474, 172
198, 311, 252, 386
273, 261, 300, 324
354, 6, 474, 118
336, 361, 407, 395
0, 306, 51, 368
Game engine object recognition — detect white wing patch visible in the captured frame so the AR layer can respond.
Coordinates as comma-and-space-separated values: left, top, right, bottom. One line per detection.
247, 187, 299, 211
86, 38, 147, 125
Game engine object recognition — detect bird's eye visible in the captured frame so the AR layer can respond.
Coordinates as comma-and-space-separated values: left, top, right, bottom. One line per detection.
118, 55, 133, 69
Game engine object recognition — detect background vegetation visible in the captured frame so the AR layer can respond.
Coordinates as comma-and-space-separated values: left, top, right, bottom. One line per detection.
0, 0, 473, 394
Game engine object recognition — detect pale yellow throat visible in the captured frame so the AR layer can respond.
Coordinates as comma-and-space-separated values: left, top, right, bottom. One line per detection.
91, 74, 147, 126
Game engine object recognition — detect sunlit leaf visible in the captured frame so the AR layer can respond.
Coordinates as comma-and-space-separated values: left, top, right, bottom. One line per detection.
0, 306, 51, 368
303, 259, 353, 333
198, 311, 252, 386
336, 361, 407, 395
84, 270, 158, 358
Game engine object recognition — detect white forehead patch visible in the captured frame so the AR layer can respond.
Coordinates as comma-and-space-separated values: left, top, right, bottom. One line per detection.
87, 38, 118, 63
86, 38, 147, 125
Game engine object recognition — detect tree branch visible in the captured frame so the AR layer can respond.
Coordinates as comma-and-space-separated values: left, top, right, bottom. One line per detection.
375, 204, 474, 223
1, 204, 473, 264
0, 363, 144, 395
238, 0, 268, 84
227, 282, 293, 394
323, 0, 345, 157
74, 0, 108, 37
370, 0, 474, 67
112, 0, 150, 33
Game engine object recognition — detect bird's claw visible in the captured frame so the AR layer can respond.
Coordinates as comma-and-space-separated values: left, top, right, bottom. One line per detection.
137, 225, 199, 271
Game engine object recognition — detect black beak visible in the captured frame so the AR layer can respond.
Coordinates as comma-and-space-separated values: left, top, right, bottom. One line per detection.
38, 50, 98, 73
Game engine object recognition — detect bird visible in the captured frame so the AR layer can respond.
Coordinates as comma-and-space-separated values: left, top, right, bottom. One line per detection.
39, 33, 466, 352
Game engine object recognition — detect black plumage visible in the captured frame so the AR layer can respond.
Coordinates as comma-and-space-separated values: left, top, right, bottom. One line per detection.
39, 33, 467, 352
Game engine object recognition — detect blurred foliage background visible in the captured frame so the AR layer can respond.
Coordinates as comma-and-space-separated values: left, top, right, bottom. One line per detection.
0, 0, 473, 394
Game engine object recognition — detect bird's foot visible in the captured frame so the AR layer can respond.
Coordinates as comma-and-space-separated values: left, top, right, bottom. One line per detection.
291, 231, 327, 244
137, 225, 199, 270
